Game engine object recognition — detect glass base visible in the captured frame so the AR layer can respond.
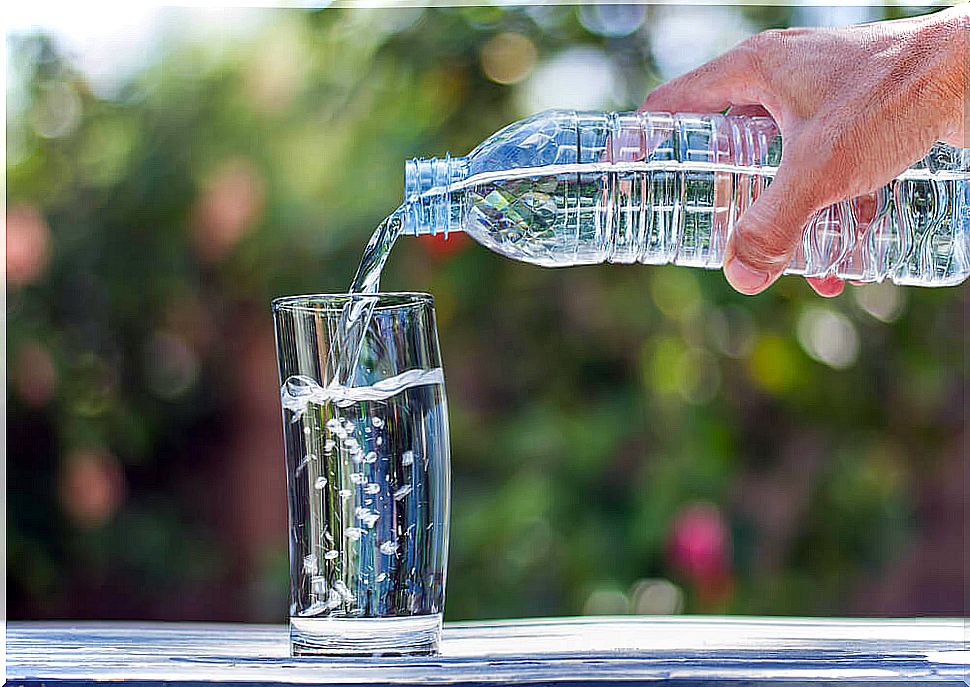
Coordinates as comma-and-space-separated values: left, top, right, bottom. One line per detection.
290, 614, 442, 656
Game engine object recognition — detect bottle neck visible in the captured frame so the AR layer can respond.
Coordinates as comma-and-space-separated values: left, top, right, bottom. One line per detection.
403, 155, 468, 237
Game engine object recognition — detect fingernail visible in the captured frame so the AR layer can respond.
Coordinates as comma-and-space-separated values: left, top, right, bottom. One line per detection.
724, 258, 772, 295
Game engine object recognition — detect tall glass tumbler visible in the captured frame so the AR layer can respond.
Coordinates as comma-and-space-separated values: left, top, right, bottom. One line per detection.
273, 293, 450, 656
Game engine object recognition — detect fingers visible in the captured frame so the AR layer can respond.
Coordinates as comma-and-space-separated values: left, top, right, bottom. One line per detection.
726, 104, 772, 119
723, 163, 823, 295
641, 41, 764, 113
806, 276, 845, 297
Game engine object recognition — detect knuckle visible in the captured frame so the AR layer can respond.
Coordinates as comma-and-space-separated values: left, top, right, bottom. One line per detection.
745, 28, 789, 56
736, 31, 785, 91
734, 208, 800, 270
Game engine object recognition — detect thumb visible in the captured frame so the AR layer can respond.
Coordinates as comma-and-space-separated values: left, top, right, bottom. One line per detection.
723, 162, 822, 295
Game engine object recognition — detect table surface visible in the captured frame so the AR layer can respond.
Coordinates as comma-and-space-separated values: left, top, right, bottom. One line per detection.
6, 616, 969, 685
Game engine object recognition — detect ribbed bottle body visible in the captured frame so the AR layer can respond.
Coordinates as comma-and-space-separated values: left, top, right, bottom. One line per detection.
404, 110, 970, 286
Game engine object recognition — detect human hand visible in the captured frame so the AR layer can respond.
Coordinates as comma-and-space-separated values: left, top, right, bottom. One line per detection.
641, 6, 967, 296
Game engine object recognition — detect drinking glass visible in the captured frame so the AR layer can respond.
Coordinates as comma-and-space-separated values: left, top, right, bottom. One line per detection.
273, 293, 450, 656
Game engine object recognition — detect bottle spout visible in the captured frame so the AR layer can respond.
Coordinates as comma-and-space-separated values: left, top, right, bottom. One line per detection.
403, 155, 468, 237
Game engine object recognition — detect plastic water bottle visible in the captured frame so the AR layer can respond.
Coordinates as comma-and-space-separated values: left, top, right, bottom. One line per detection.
402, 110, 970, 287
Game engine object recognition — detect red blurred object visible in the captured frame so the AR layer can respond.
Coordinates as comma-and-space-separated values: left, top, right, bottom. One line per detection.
419, 230, 470, 260
191, 158, 265, 263
12, 342, 57, 407
666, 501, 733, 606
6, 203, 51, 287
59, 450, 127, 528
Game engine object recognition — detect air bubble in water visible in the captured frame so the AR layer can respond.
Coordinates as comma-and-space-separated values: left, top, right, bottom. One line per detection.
307, 453, 317, 462
376, 436, 383, 447
333, 579, 355, 603
349, 472, 366, 484
355, 506, 380, 528
402, 450, 414, 466
379, 540, 398, 555
303, 554, 318, 575
325, 419, 342, 433
372, 417, 384, 428
376, 572, 387, 582
394, 484, 412, 500
303, 426, 311, 436
338, 489, 352, 499
314, 476, 327, 490
364, 451, 378, 464
324, 549, 339, 560
295, 454, 311, 474
364, 482, 381, 495
324, 439, 336, 452
324, 588, 342, 610
344, 527, 364, 541
299, 599, 327, 616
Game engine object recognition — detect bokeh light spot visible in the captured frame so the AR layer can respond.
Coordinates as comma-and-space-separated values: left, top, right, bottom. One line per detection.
578, 3, 646, 37
648, 6, 756, 80
143, 330, 200, 400
192, 158, 265, 263
853, 282, 906, 323
6, 203, 52, 288
746, 334, 802, 394
59, 449, 126, 528
30, 81, 82, 138
481, 32, 537, 86
582, 585, 630, 615
520, 47, 619, 112
644, 335, 683, 396
666, 501, 731, 590
649, 268, 702, 322
796, 306, 860, 370
13, 342, 58, 408
677, 347, 721, 405
630, 578, 684, 615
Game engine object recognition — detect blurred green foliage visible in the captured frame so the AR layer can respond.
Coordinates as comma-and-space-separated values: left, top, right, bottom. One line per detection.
7, 4, 964, 622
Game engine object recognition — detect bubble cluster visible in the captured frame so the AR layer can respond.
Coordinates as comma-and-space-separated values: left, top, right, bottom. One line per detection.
284, 370, 446, 620
303, 554, 318, 575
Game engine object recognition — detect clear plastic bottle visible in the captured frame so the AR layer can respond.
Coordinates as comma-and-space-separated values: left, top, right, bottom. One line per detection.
402, 110, 970, 287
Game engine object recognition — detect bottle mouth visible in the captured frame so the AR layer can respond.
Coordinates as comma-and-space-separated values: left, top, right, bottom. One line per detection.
403, 155, 466, 237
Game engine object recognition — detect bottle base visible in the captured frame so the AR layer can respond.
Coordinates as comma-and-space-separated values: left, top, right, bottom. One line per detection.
290, 614, 442, 656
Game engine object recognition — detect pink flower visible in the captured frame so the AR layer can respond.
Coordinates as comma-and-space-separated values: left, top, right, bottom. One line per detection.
12, 342, 57, 407
192, 159, 265, 263
420, 231, 470, 260
6, 203, 51, 287
59, 450, 126, 528
666, 501, 732, 600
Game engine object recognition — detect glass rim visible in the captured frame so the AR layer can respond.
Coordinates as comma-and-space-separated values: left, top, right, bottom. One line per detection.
272, 291, 434, 314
